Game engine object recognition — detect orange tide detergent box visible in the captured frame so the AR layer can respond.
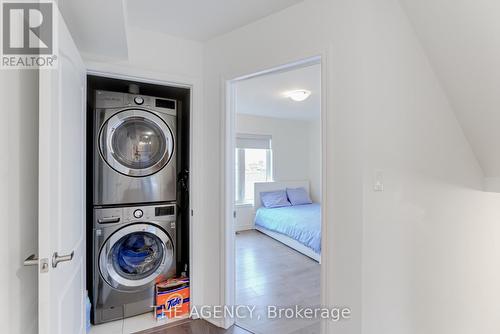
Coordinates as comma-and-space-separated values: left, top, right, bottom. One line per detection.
155, 277, 190, 320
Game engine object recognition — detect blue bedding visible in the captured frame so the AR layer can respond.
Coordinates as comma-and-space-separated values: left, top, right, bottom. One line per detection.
255, 203, 321, 254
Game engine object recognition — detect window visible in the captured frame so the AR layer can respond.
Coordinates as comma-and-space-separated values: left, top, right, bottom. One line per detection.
235, 134, 272, 204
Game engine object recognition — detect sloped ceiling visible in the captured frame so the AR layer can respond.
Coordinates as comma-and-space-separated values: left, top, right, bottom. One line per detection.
58, 0, 129, 59
126, 0, 304, 41
400, 0, 500, 177
59, 0, 304, 58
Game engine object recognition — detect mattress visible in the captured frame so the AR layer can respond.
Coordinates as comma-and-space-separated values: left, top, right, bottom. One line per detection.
255, 203, 321, 254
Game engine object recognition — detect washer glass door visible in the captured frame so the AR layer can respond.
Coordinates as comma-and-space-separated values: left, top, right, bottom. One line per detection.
99, 223, 174, 290
99, 109, 174, 177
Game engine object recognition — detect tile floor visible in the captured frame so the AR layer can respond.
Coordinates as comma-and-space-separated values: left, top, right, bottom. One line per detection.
89, 313, 190, 334
235, 230, 321, 334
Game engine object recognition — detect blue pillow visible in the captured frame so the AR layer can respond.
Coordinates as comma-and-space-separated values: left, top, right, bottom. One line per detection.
260, 190, 291, 208
286, 187, 312, 205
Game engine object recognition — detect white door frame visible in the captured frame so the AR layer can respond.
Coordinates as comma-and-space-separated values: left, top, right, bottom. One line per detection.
222, 54, 329, 331
85, 67, 202, 312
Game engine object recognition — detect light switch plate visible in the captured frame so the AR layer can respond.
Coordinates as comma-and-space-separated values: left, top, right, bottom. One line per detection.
374, 171, 384, 191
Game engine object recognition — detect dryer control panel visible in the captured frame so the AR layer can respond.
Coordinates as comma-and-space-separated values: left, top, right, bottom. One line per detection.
155, 205, 175, 216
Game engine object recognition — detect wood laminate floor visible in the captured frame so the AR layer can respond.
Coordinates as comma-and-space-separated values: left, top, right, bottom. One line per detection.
137, 319, 252, 334
235, 230, 321, 334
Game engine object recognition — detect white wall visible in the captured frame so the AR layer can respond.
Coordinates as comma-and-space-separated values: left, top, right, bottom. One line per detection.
202, 0, 500, 333
0, 71, 39, 334
363, 2, 500, 334
358, 2, 500, 332
203, 0, 364, 330
83, 26, 203, 80
236, 114, 311, 190
308, 119, 321, 204
234, 114, 321, 229
363, 172, 500, 334
484, 177, 500, 193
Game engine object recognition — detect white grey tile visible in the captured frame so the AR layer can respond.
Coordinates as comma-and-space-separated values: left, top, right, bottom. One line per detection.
89, 319, 123, 334
122, 312, 190, 334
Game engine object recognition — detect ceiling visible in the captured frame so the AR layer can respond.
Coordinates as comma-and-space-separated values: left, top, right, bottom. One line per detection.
59, 0, 303, 57
126, 0, 304, 41
235, 64, 321, 121
399, 0, 500, 177
59, 0, 129, 59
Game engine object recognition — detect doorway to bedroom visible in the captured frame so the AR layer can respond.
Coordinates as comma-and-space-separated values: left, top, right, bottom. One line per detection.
227, 58, 323, 334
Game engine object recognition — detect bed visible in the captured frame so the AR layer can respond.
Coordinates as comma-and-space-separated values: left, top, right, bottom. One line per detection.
253, 181, 321, 263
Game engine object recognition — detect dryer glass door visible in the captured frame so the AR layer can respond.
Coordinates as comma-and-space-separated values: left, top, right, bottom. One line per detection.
99, 109, 174, 177
99, 223, 174, 290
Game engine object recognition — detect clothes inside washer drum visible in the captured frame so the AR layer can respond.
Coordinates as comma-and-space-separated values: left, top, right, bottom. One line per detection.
111, 232, 164, 279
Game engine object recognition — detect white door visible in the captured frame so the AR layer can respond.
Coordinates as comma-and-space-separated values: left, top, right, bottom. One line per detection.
38, 6, 86, 334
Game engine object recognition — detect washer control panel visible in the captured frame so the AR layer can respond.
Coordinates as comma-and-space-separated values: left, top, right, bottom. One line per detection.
95, 204, 176, 226
125, 204, 176, 222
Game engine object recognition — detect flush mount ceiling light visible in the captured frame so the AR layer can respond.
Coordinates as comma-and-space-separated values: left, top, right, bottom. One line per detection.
285, 90, 311, 102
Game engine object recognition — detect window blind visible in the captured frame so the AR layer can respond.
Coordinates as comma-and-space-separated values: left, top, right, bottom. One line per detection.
236, 134, 271, 149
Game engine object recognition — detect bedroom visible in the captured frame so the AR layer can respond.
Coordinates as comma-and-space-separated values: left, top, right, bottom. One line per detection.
231, 61, 322, 333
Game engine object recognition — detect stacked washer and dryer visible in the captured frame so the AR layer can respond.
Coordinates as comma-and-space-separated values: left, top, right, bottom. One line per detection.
91, 90, 179, 324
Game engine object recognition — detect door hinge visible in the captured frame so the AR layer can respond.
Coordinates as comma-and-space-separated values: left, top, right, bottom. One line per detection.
233, 211, 237, 218
190, 209, 194, 217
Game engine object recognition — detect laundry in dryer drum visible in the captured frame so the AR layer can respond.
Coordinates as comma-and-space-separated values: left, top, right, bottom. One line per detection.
155, 277, 190, 320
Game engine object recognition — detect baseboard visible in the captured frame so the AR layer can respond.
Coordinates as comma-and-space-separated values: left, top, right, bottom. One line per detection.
235, 224, 255, 232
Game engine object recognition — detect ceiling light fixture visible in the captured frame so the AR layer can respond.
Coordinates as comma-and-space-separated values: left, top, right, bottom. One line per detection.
285, 90, 311, 102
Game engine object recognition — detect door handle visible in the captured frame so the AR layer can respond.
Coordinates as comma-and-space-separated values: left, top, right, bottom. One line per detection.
24, 254, 39, 266
52, 251, 74, 268
24, 254, 49, 273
